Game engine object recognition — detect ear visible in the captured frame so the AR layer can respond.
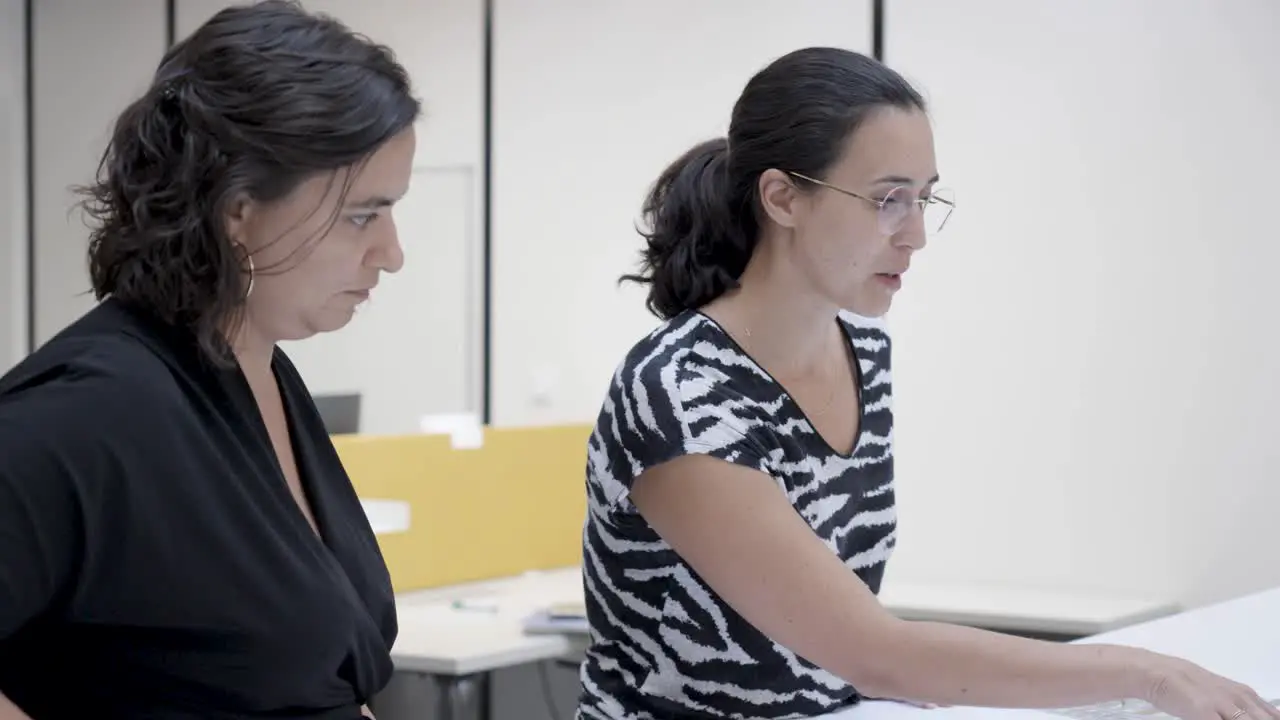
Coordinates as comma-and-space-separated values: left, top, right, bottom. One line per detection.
222, 193, 253, 250
757, 168, 805, 229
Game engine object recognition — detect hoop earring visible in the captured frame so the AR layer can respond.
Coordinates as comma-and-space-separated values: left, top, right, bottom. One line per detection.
244, 254, 255, 300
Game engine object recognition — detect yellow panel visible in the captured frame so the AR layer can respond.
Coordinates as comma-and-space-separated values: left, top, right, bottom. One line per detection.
332, 424, 592, 592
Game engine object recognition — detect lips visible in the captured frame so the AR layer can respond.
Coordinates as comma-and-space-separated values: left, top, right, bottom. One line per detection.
874, 272, 904, 290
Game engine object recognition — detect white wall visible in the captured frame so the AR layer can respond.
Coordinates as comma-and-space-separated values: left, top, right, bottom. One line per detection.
0, 0, 26, 371
490, 0, 875, 427
882, 0, 1280, 608
32, 1, 166, 347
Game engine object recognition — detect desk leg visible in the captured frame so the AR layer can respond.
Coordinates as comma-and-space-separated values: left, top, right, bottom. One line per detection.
432, 672, 493, 720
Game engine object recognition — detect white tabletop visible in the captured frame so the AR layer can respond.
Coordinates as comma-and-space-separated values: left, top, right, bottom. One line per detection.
875, 581, 1178, 637
391, 567, 585, 676
818, 585, 1280, 720
391, 564, 1278, 720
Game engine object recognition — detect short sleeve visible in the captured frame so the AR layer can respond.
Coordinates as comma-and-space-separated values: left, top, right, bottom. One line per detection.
590, 356, 772, 513
0, 383, 96, 640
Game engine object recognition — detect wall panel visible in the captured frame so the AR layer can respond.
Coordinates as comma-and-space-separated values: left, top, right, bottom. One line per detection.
32, 0, 167, 346
884, 0, 1280, 606
0, 0, 26, 370
491, 0, 875, 426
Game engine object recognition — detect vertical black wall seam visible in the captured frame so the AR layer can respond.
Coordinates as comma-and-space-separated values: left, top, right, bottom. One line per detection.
165, 0, 176, 46
872, 0, 885, 61
23, 0, 34, 354
480, 0, 494, 425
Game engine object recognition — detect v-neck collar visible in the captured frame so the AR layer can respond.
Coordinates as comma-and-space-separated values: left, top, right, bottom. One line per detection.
230, 351, 339, 555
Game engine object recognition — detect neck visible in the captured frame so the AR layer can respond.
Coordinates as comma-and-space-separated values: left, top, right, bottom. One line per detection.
703, 241, 840, 378
225, 316, 276, 386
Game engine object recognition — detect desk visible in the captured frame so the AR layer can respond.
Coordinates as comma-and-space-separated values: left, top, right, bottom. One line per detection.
389, 567, 1187, 720
391, 568, 585, 720
818, 585, 1280, 719
876, 581, 1179, 639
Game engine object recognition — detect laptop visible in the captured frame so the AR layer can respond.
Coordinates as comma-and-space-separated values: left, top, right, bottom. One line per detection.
313, 393, 362, 435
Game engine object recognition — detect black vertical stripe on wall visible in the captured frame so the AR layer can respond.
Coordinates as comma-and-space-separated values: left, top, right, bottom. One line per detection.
480, 0, 494, 425
872, 0, 884, 61
165, 0, 176, 47
23, 0, 34, 354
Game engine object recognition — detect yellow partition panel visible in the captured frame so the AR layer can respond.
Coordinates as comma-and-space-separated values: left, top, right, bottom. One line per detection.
332, 424, 592, 592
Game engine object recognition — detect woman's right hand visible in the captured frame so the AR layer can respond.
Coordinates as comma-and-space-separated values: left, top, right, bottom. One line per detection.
1143, 654, 1280, 720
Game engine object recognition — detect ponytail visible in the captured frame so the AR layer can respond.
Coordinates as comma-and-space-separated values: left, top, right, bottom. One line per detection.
621, 137, 757, 320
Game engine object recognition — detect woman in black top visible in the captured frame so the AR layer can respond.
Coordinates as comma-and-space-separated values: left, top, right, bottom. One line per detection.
0, 2, 419, 718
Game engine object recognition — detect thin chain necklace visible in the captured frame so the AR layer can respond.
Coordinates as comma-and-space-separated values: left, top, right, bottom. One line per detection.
740, 325, 843, 418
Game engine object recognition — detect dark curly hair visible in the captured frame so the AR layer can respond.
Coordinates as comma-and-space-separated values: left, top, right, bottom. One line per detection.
621, 47, 926, 320
78, 0, 421, 362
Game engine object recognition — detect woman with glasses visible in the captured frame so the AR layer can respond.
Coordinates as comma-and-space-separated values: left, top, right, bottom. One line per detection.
576, 47, 1274, 720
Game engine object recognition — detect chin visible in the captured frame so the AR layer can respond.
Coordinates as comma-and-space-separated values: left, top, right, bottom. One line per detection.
310, 317, 355, 335
280, 312, 355, 342
844, 297, 892, 319
320, 306, 361, 332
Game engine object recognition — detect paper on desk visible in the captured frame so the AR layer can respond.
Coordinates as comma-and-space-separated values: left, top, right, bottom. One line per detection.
360, 498, 411, 534
1049, 698, 1280, 720
523, 610, 588, 636
820, 701, 1048, 719
419, 412, 483, 449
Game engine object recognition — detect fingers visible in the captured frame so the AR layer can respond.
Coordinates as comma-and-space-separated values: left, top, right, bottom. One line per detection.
1217, 690, 1280, 720
1246, 693, 1280, 720
1231, 682, 1280, 720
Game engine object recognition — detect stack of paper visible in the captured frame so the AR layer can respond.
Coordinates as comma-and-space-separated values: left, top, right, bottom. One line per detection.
523, 601, 588, 635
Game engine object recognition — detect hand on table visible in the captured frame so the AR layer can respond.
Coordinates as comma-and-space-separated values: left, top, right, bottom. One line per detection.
1144, 655, 1280, 720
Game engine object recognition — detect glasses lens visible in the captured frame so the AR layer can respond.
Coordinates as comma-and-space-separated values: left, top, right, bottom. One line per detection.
925, 187, 955, 234
877, 186, 913, 235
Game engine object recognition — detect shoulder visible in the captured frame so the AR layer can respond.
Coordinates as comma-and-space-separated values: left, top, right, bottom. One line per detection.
838, 309, 891, 344
0, 306, 186, 439
838, 310, 892, 371
588, 312, 771, 502
605, 311, 757, 431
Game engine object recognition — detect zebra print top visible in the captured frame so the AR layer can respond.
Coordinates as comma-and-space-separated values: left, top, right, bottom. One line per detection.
576, 309, 897, 720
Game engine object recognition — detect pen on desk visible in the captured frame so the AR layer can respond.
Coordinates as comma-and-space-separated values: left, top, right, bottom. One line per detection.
451, 600, 499, 613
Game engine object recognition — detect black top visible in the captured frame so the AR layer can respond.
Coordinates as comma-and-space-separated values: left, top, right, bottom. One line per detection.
578, 310, 896, 719
0, 299, 396, 720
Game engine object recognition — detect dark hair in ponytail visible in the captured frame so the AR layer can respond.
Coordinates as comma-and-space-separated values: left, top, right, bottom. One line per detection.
78, 0, 420, 362
622, 47, 926, 320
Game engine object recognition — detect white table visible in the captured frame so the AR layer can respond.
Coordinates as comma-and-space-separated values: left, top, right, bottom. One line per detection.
876, 581, 1179, 639
388, 567, 1190, 720
390, 568, 585, 720
819, 585, 1280, 719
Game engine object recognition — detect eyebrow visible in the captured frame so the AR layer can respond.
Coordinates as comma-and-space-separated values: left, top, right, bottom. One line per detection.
871, 173, 941, 187
345, 195, 400, 210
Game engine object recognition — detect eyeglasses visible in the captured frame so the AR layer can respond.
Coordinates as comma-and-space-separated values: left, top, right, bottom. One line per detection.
788, 172, 956, 236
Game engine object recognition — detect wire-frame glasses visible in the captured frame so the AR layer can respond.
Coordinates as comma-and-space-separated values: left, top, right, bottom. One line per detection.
788, 171, 955, 236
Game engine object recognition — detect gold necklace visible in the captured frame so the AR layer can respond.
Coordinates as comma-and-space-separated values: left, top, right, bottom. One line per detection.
740, 326, 843, 417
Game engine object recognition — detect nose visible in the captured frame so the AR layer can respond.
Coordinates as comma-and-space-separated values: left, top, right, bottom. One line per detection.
892, 208, 928, 251
367, 220, 405, 274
